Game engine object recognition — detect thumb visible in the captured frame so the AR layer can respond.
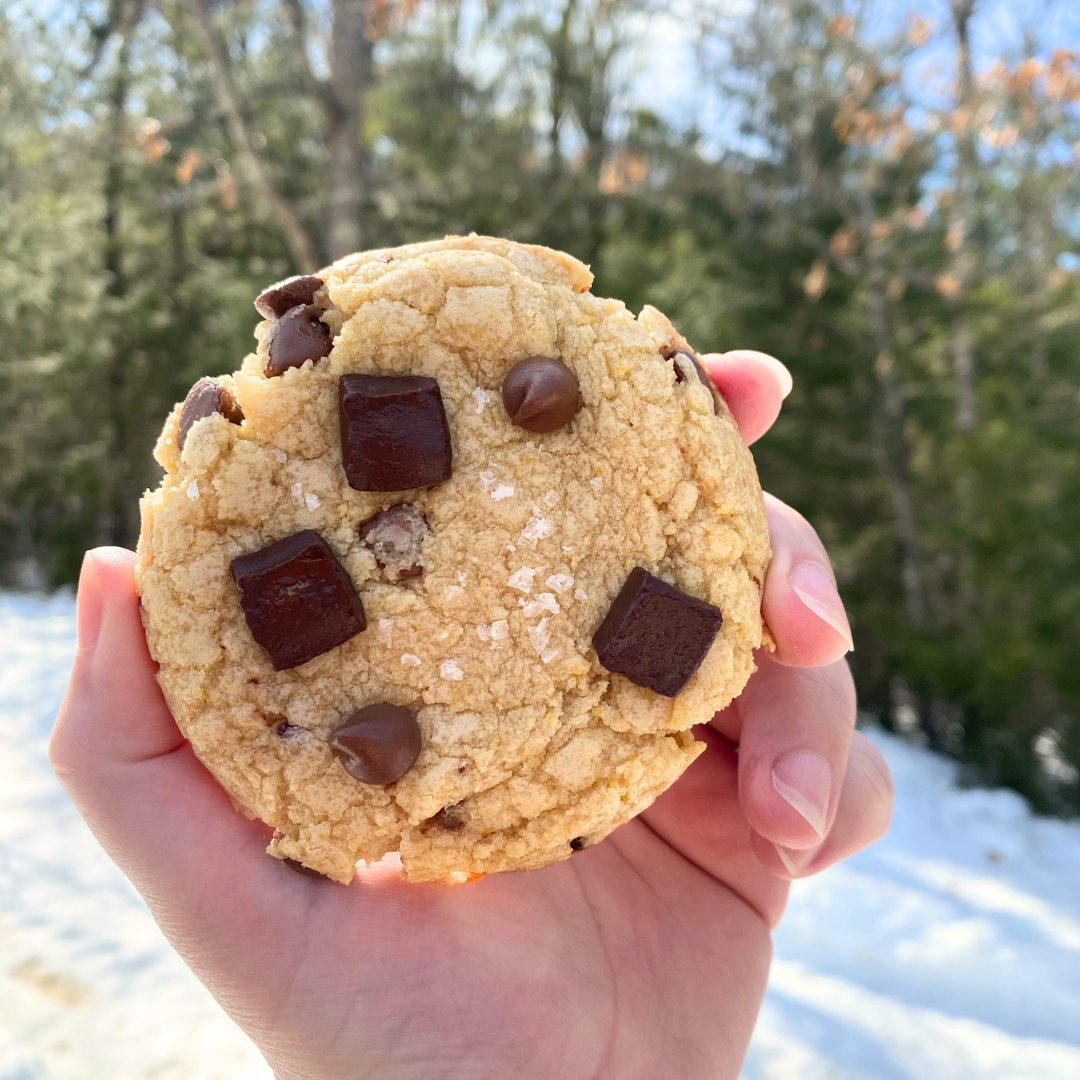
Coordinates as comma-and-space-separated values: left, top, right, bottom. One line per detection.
49, 548, 279, 932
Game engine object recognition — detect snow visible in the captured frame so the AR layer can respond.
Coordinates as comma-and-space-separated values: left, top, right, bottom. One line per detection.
2, 593, 1079, 1079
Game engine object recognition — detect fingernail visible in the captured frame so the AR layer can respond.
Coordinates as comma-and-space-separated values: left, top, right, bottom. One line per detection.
772, 750, 832, 839
763, 355, 794, 399
773, 842, 819, 877
76, 551, 104, 655
790, 562, 853, 651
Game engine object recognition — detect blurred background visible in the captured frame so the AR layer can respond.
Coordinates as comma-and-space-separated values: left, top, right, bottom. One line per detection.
2, 1, 1080, 1077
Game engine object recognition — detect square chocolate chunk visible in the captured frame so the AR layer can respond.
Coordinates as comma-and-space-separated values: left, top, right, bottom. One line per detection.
592, 567, 723, 697
339, 374, 453, 492
231, 530, 366, 670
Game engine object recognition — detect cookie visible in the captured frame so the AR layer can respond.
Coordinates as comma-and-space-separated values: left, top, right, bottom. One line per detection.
136, 234, 771, 884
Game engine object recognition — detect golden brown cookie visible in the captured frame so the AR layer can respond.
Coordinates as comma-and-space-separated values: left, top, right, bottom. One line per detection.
136, 234, 770, 883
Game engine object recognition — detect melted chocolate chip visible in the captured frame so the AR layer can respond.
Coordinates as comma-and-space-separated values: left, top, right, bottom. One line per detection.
663, 347, 723, 416
569, 836, 587, 851
255, 275, 324, 319
231, 530, 366, 670
592, 567, 723, 697
432, 802, 468, 830
265, 305, 333, 377
177, 377, 244, 451
339, 374, 453, 491
359, 504, 429, 580
328, 703, 422, 785
501, 356, 580, 433
281, 856, 328, 879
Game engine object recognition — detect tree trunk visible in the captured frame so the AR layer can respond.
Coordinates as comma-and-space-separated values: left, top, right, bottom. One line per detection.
326, 0, 371, 259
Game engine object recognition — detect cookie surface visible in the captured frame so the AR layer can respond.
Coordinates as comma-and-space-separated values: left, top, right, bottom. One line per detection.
136, 234, 770, 883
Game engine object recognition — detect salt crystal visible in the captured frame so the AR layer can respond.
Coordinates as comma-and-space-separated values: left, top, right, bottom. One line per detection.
491, 484, 515, 500
273, 449, 287, 463
574, 588, 587, 600
473, 387, 491, 413
479, 470, 496, 491
476, 623, 492, 641
291, 482, 303, 500
186, 480, 199, 500
506, 543, 516, 552
304, 492, 320, 510
440, 659, 464, 681
543, 490, 560, 507
527, 618, 551, 656
540, 647, 559, 665
521, 516, 553, 542
376, 618, 393, 646
401, 653, 421, 667
506, 566, 537, 593
457, 572, 468, 586
546, 573, 574, 594
490, 619, 509, 641
444, 585, 464, 600
590, 477, 603, 491
520, 593, 559, 617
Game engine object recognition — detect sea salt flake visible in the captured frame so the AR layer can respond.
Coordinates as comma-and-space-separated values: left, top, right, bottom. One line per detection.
490, 619, 509, 641
491, 484, 515, 500
186, 480, 199, 500
520, 593, 559, 618
521, 516, 553, 542
304, 492, 320, 510
590, 477, 603, 491
476, 623, 492, 641
506, 543, 516, 552
527, 618, 551, 656
574, 588, 588, 601
543, 490, 560, 507
479, 470, 496, 491
444, 585, 464, 601
440, 659, 464, 681
376, 618, 393, 646
473, 387, 492, 413
457, 572, 468, 585
546, 573, 574, 594
540, 647, 559, 665
506, 566, 537, 593
400, 653, 421, 667
291, 482, 303, 500
273, 449, 287, 463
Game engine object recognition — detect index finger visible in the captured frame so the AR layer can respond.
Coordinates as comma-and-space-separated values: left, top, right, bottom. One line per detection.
703, 350, 793, 445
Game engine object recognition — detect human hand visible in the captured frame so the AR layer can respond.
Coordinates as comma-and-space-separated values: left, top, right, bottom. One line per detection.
50, 350, 892, 1080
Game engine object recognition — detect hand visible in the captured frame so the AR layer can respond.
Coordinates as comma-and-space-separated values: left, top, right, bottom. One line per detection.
50, 350, 892, 1080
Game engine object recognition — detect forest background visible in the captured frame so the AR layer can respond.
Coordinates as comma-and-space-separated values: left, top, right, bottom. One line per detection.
3, 0, 1080, 815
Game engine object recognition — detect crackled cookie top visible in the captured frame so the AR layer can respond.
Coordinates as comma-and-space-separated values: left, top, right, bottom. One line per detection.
136, 234, 770, 883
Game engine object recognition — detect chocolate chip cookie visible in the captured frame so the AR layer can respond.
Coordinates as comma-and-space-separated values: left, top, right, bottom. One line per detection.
136, 234, 771, 883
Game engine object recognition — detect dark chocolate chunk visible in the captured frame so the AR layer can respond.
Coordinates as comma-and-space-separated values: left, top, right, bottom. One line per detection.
255, 274, 324, 320
231, 530, 366, 670
569, 836, 587, 851
265, 305, 333, 377
431, 802, 468, 830
339, 374, 453, 491
328, 703, 422, 785
177, 376, 244, 451
281, 856, 328, 879
664, 347, 723, 416
592, 567, 723, 697
274, 719, 305, 740
359, 504, 429, 580
501, 355, 580, 433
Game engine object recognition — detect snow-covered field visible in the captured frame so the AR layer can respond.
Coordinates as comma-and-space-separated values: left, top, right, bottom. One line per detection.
2, 592, 1079, 1080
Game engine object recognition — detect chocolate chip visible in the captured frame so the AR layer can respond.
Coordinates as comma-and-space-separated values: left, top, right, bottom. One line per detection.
281, 856, 328, 879
255, 275, 324, 319
359, 504, 429, 580
432, 802, 468, 830
501, 356, 580, 433
664, 347, 723, 416
569, 836, 587, 851
177, 377, 244, 451
265, 305, 333, 377
274, 719, 304, 740
231, 530, 366, 670
339, 374, 453, 491
592, 567, 723, 697
328, 703, 422, 785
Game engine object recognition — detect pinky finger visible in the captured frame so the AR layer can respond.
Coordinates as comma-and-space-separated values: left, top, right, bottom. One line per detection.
751, 731, 893, 879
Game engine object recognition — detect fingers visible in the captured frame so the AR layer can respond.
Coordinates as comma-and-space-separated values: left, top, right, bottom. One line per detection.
702, 350, 792, 445
717, 655, 858, 851
751, 731, 893, 878
50, 548, 274, 912
761, 493, 853, 666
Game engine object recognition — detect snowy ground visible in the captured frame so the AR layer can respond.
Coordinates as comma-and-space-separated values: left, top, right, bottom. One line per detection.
2, 592, 1079, 1080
